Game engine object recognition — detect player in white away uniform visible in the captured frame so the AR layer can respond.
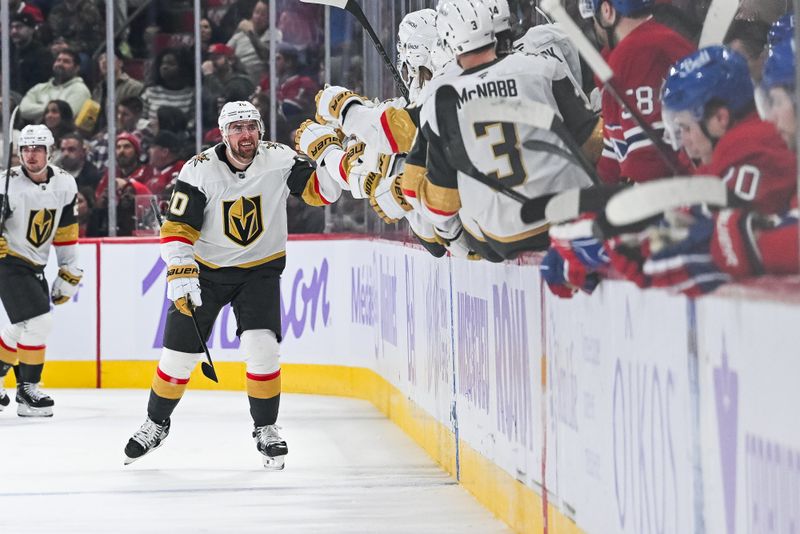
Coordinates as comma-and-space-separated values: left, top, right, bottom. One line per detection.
123, 101, 341, 469
0, 125, 82, 417
402, 0, 598, 259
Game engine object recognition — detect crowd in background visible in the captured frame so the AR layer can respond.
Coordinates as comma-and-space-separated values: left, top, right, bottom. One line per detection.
0, 0, 794, 239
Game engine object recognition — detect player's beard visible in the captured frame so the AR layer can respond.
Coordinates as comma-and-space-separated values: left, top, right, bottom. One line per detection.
230, 138, 257, 162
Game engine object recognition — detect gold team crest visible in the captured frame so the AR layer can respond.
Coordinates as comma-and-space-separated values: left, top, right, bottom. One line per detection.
26, 208, 57, 247
222, 196, 263, 246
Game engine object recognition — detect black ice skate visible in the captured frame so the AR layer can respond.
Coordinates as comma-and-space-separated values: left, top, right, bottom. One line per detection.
0, 385, 9, 412
16, 382, 54, 417
253, 424, 288, 470
124, 417, 171, 465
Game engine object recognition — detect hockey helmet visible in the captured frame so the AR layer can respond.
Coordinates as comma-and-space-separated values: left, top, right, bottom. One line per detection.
485, 0, 512, 34
768, 14, 794, 47
436, 0, 496, 56
397, 9, 438, 85
763, 36, 796, 91
218, 100, 263, 137
17, 124, 55, 159
579, 0, 654, 19
662, 46, 754, 119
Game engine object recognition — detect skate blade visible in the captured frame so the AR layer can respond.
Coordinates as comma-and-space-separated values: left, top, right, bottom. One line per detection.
123, 437, 168, 466
17, 404, 53, 417
262, 455, 286, 470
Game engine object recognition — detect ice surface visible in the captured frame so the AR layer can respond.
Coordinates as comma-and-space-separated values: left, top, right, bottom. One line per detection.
0, 390, 509, 534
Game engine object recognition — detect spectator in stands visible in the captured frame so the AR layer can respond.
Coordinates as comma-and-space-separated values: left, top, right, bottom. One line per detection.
724, 19, 771, 84
582, 0, 695, 184
153, 105, 192, 159
217, 0, 258, 42
42, 99, 76, 162
59, 132, 101, 189
202, 43, 255, 129
277, 3, 322, 47
94, 132, 153, 203
227, 0, 282, 85
76, 186, 94, 237
92, 50, 145, 125
10, 0, 43, 23
19, 49, 91, 123
89, 96, 151, 171
9, 12, 51, 95
140, 47, 195, 127
143, 131, 185, 196
46, 0, 103, 55
200, 17, 221, 61
274, 43, 318, 123
661, 46, 797, 214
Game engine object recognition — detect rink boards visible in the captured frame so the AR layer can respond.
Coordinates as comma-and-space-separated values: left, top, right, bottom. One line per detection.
2, 236, 799, 534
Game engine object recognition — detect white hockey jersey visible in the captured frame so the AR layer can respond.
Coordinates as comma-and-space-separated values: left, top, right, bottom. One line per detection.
160, 142, 339, 269
0, 165, 78, 267
411, 53, 596, 257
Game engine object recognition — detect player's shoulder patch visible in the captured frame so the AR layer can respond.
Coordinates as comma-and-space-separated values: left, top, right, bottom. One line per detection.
259, 140, 291, 152
50, 165, 78, 193
189, 150, 212, 167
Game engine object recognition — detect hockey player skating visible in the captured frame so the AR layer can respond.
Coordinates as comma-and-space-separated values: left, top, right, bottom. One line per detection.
0, 124, 82, 417
123, 101, 341, 469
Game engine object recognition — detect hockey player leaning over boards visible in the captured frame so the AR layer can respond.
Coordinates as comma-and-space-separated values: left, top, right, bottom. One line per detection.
0, 125, 82, 417
404, 0, 599, 260
123, 101, 341, 469
579, 0, 695, 184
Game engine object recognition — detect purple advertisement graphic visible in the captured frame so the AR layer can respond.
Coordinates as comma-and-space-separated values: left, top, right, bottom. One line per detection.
425, 263, 450, 395
405, 256, 417, 386
143, 256, 331, 348
492, 283, 533, 449
714, 340, 738, 534
457, 291, 489, 412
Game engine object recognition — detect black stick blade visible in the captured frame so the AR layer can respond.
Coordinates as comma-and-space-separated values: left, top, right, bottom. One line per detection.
201, 362, 219, 383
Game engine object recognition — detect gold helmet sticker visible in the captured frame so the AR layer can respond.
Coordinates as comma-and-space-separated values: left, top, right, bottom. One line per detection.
222, 195, 263, 246
26, 208, 57, 247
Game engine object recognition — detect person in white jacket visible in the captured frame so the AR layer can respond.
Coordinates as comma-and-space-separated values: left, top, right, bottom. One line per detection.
18, 49, 91, 123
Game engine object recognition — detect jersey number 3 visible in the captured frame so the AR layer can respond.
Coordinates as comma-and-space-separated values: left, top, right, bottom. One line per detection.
474, 122, 527, 187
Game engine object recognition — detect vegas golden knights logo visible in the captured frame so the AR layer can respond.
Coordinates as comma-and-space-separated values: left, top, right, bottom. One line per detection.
222, 196, 263, 246
26, 208, 57, 247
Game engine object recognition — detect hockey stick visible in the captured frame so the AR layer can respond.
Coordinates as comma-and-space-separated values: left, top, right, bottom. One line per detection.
0, 106, 19, 236
699, 0, 740, 48
300, 0, 410, 100
604, 176, 728, 226
150, 198, 219, 383
539, 0, 681, 175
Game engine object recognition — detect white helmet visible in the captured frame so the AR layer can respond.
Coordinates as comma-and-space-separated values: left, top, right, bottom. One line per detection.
436, 0, 496, 56
397, 9, 437, 82
17, 124, 55, 159
218, 100, 264, 138
486, 0, 512, 34
431, 37, 455, 72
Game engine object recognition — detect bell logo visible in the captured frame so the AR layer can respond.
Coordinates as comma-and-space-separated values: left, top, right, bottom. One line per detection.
26, 208, 56, 247
222, 195, 263, 246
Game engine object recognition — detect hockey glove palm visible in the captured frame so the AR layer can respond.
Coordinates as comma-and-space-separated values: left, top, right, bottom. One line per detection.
51, 266, 83, 305
166, 264, 202, 316
0, 236, 7, 259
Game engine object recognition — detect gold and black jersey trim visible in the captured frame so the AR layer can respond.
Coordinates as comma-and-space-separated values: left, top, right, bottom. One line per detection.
419, 179, 461, 217
53, 223, 79, 245
161, 220, 201, 245
195, 250, 286, 270
381, 107, 417, 153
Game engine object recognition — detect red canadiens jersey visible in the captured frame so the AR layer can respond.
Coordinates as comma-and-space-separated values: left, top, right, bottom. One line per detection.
599, 19, 695, 183
144, 160, 185, 195
697, 112, 798, 215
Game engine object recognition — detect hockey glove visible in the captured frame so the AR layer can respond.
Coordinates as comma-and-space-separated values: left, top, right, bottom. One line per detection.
0, 236, 7, 259
294, 120, 342, 162
709, 209, 767, 279
605, 236, 652, 289
166, 264, 202, 316
540, 248, 601, 299
642, 209, 731, 297
314, 85, 369, 128
51, 266, 83, 305
370, 173, 413, 223
549, 214, 610, 271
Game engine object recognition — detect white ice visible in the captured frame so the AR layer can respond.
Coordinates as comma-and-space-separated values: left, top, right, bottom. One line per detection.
0, 390, 509, 534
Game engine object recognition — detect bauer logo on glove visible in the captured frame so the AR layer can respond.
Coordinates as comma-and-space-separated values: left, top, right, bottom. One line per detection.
51, 266, 84, 305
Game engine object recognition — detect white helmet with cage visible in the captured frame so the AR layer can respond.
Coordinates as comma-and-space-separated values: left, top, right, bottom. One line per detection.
486, 0, 512, 34
218, 100, 264, 143
397, 9, 438, 82
17, 124, 55, 160
436, 0, 496, 56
